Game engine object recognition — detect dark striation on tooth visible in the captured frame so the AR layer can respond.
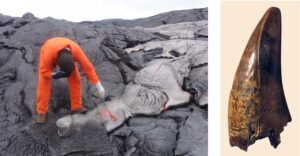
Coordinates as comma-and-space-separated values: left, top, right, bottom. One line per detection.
228, 7, 291, 151
0, 8, 207, 156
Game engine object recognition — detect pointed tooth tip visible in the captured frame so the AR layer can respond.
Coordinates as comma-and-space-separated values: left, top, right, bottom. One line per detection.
264, 7, 281, 18
267, 7, 281, 13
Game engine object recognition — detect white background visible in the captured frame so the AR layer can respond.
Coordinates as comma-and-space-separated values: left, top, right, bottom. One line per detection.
209, 0, 221, 155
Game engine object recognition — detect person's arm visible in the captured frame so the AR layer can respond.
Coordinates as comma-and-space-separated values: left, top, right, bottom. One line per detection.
52, 70, 69, 79
72, 43, 99, 84
72, 43, 105, 99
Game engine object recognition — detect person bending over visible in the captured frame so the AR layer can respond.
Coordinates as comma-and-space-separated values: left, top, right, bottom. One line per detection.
36, 37, 105, 123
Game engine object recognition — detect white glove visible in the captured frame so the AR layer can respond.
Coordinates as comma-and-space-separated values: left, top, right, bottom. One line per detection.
95, 81, 105, 99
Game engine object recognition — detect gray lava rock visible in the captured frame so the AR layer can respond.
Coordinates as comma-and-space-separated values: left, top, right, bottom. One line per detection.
184, 66, 208, 107
94, 8, 208, 28
110, 103, 208, 156
0, 7, 207, 156
175, 105, 208, 156
121, 83, 168, 115
112, 117, 178, 156
134, 62, 191, 108
143, 21, 208, 39
22, 12, 36, 20
3, 114, 115, 156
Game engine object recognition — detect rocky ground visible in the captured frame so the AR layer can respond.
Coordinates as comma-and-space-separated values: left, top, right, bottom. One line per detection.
0, 8, 207, 156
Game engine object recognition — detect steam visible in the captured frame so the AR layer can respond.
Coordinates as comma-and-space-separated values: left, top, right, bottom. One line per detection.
70, 107, 103, 126
56, 62, 191, 136
57, 99, 127, 136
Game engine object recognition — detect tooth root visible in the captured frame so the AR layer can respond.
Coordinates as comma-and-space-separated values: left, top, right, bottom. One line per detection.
228, 7, 291, 151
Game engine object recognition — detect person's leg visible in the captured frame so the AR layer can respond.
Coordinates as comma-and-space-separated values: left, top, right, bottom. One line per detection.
36, 72, 51, 123
68, 64, 83, 111
36, 73, 51, 114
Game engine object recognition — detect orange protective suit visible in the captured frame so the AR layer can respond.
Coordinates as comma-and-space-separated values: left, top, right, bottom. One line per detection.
36, 37, 100, 114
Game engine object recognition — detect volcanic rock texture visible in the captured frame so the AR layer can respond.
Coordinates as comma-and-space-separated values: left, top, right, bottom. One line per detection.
0, 8, 207, 156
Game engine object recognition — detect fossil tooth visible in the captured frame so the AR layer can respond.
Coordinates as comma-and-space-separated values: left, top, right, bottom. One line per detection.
228, 7, 291, 151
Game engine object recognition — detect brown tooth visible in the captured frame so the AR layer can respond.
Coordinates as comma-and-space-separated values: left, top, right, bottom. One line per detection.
228, 7, 291, 151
